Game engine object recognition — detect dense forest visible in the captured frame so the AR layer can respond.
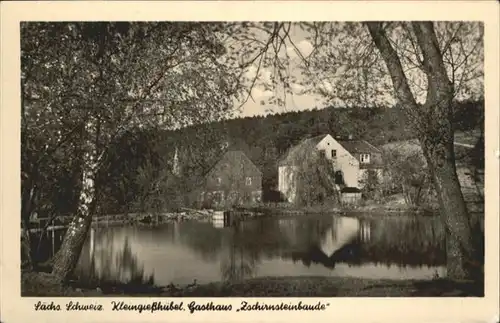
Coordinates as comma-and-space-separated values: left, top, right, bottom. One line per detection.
88, 99, 482, 214
24, 100, 482, 221
29, 99, 483, 219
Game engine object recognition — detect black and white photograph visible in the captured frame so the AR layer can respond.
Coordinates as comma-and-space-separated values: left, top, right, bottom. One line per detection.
1, 1, 499, 322
18, 18, 488, 297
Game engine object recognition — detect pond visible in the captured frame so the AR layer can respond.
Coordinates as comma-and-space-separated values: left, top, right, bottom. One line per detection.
71, 213, 447, 286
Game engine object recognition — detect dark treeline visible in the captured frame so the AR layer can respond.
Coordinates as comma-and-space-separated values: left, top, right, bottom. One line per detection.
39, 99, 483, 216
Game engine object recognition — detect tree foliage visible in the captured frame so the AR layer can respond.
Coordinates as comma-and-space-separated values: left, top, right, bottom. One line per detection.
381, 147, 432, 206
21, 22, 243, 277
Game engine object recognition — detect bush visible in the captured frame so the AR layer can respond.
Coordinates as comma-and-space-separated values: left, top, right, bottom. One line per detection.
381, 146, 432, 207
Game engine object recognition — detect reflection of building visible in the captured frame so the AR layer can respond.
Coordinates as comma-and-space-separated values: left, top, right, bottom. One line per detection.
298, 216, 446, 269
359, 220, 371, 242
199, 150, 262, 208
320, 216, 360, 256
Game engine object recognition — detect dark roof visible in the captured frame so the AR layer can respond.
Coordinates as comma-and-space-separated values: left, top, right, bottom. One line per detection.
225, 138, 251, 153
278, 135, 329, 167
206, 150, 262, 177
337, 139, 381, 154
307, 135, 329, 146
339, 139, 384, 169
341, 187, 362, 193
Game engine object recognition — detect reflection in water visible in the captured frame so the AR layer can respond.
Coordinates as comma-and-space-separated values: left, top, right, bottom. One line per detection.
76, 227, 154, 285
220, 227, 260, 282
319, 217, 361, 255
74, 214, 449, 286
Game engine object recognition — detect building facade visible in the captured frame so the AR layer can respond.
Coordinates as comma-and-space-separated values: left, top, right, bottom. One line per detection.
199, 150, 262, 208
278, 134, 384, 203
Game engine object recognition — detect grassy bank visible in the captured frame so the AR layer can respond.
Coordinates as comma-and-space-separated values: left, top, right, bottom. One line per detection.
240, 195, 439, 218
22, 271, 482, 297
165, 276, 483, 297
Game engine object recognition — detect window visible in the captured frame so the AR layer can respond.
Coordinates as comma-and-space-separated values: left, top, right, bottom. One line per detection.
245, 177, 252, 186
360, 154, 370, 163
216, 177, 222, 185
331, 149, 337, 158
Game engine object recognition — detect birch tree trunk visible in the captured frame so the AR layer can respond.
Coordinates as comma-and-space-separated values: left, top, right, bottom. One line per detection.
366, 22, 481, 280
51, 117, 98, 282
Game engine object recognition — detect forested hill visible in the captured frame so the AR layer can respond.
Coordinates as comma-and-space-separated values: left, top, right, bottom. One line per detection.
100, 99, 483, 212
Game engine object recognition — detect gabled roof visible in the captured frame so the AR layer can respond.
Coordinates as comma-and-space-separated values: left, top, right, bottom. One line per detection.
337, 139, 381, 154
206, 150, 262, 177
307, 134, 329, 146
278, 134, 329, 167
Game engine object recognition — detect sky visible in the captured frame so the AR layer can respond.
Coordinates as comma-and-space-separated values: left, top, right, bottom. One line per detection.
233, 25, 325, 119
227, 22, 484, 120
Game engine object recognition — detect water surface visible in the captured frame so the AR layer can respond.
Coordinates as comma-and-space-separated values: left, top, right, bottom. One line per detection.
74, 214, 447, 286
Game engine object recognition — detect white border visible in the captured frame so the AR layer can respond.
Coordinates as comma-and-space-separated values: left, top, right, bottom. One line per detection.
1, 1, 498, 323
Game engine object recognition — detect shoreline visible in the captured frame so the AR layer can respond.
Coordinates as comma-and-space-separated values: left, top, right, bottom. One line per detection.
22, 272, 483, 297
26, 203, 440, 233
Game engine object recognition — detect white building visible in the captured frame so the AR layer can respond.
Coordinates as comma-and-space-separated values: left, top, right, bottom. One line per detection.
278, 134, 384, 203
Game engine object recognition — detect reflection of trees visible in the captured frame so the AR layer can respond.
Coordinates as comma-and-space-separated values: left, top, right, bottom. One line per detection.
76, 228, 154, 285
178, 222, 225, 261
220, 227, 260, 282
357, 216, 446, 267
218, 216, 338, 281
179, 215, 336, 276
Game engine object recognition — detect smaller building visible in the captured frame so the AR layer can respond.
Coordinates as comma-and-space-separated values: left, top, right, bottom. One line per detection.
199, 150, 262, 208
340, 187, 362, 204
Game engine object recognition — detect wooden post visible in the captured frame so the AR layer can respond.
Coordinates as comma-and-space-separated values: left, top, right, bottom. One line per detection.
51, 228, 55, 257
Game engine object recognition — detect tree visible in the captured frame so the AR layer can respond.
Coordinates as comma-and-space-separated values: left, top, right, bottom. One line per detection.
382, 147, 431, 206
226, 21, 483, 281
21, 23, 89, 269
365, 22, 482, 280
286, 147, 340, 206
133, 156, 181, 215
359, 169, 381, 201
22, 22, 243, 281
